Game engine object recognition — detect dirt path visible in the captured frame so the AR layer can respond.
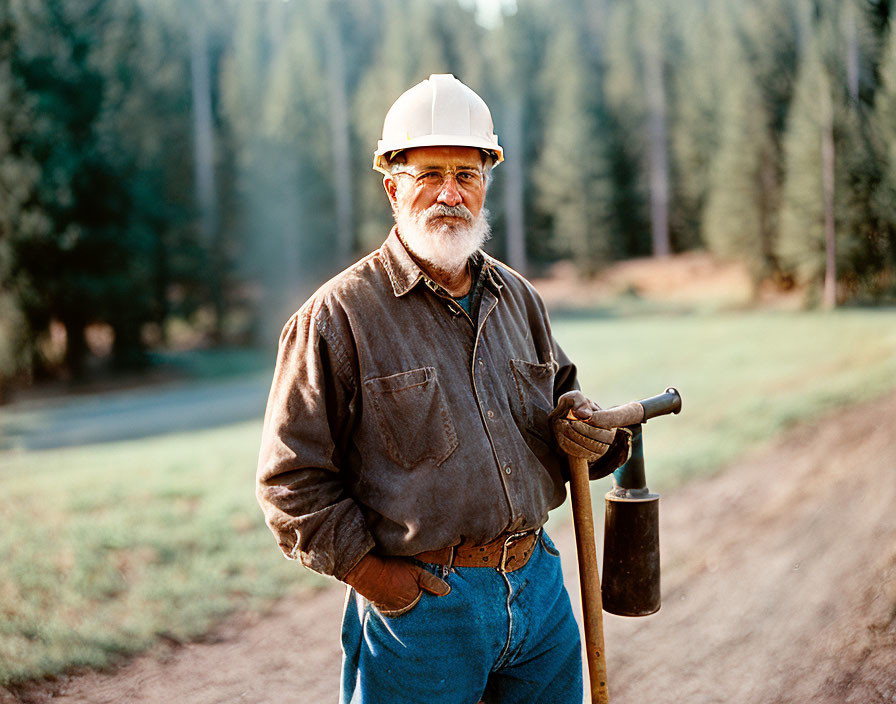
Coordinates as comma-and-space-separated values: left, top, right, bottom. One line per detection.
6, 392, 896, 703
0, 375, 270, 451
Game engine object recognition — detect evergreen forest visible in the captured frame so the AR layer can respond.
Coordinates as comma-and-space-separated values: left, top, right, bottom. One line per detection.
2, 0, 895, 391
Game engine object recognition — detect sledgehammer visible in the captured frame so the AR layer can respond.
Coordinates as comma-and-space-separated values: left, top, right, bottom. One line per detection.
565, 387, 682, 703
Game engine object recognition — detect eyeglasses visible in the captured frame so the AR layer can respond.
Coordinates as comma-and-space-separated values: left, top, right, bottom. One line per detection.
391, 165, 486, 190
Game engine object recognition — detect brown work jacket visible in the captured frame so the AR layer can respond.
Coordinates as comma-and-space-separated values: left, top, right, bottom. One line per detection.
256, 229, 587, 580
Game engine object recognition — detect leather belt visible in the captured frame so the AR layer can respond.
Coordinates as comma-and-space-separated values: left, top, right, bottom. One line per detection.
414, 529, 540, 573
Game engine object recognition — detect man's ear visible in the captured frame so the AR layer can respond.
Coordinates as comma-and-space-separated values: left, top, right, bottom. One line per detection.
383, 176, 399, 212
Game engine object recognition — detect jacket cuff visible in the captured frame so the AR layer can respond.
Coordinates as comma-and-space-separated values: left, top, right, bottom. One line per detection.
297, 505, 377, 581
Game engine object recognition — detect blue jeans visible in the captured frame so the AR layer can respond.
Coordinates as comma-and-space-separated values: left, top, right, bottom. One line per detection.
340, 531, 583, 704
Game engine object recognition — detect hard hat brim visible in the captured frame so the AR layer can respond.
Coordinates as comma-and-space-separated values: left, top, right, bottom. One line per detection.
373, 134, 503, 174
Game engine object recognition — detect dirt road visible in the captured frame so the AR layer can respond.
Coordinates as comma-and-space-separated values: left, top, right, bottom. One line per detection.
6, 392, 896, 703
0, 375, 270, 451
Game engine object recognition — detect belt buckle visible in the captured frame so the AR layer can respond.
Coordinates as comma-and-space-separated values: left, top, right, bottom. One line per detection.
498, 531, 531, 573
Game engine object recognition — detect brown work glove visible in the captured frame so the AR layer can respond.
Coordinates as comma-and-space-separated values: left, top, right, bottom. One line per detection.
343, 552, 451, 616
550, 390, 633, 478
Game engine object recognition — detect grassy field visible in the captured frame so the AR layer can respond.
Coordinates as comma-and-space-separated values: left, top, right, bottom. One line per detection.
553, 307, 896, 490
1, 307, 895, 684
0, 421, 308, 685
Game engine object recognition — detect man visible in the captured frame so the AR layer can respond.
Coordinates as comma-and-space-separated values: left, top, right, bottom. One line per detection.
256, 74, 631, 703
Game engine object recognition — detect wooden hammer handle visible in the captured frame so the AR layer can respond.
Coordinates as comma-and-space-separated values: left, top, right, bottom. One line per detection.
568, 455, 610, 704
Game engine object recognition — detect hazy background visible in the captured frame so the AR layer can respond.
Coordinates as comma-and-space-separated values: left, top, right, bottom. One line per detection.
1, 0, 895, 395
2, 0, 896, 696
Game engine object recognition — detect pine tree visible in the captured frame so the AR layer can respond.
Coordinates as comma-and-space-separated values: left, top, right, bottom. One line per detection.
778, 34, 830, 298
129, 0, 210, 340
9, 0, 166, 372
778, 0, 881, 305
639, 0, 672, 257
869, 5, 896, 294
0, 0, 42, 390
323, 0, 355, 267
701, 6, 777, 293
668, 0, 725, 250
487, 4, 547, 273
603, 0, 675, 258
534, 22, 616, 270
352, 0, 453, 251
260, 0, 331, 306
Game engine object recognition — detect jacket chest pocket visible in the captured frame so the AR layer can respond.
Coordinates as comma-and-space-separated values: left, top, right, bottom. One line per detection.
509, 357, 557, 445
364, 367, 458, 469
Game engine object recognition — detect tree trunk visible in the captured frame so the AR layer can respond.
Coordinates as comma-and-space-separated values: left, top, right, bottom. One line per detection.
641, 28, 671, 257
584, 0, 609, 61
325, 11, 354, 266
63, 319, 87, 380
843, 2, 860, 107
820, 81, 837, 309
189, 20, 223, 339
503, 94, 527, 274
112, 317, 146, 370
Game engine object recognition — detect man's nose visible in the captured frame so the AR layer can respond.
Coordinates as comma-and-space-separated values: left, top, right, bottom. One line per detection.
436, 177, 462, 207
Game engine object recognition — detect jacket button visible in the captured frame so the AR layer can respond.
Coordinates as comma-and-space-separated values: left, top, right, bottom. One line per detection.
487, 410, 495, 419
504, 463, 512, 475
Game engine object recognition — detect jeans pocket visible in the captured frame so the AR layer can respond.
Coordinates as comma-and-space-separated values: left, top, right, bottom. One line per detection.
375, 588, 423, 618
540, 531, 561, 557
364, 367, 458, 469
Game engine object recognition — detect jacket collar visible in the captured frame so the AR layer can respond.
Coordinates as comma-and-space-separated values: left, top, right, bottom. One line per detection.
381, 228, 425, 297
380, 227, 504, 298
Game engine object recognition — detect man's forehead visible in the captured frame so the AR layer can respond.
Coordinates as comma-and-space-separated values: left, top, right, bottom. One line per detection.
401, 146, 484, 168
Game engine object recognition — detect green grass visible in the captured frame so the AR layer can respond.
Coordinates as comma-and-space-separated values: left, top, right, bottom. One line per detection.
552, 307, 896, 491
0, 422, 325, 685
2, 307, 896, 684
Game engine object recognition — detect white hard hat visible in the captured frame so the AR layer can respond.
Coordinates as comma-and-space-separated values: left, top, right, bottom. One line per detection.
373, 74, 503, 174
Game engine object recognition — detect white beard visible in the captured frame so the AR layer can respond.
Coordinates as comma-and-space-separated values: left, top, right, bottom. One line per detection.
395, 202, 491, 274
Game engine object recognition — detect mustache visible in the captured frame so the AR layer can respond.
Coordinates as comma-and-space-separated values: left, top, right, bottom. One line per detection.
425, 203, 473, 223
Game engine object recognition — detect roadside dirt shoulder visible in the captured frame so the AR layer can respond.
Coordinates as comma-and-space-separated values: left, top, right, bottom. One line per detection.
7, 391, 896, 703
598, 389, 896, 703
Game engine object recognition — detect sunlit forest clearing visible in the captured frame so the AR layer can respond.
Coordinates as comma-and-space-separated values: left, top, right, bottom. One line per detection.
2, 0, 896, 393
3, 304, 896, 684
3, 0, 896, 697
